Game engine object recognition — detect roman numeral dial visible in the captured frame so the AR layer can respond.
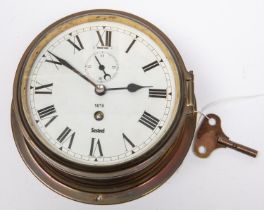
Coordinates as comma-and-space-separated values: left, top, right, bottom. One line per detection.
28, 22, 176, 166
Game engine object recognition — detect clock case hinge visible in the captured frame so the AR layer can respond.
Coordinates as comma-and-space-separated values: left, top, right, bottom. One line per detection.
184, 70, 196, 114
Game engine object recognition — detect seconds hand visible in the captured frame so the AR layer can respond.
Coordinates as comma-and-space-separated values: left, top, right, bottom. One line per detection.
94, 55, 111, 80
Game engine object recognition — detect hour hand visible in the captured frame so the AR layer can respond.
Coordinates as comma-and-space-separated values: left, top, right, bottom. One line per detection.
94, 56, 111, 81
107, 83, 152, 92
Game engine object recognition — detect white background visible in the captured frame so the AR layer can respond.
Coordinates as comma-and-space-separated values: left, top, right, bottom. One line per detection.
1, 0, 264, 209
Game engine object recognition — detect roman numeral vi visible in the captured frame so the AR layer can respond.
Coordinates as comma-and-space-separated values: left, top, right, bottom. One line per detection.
90, 138, 103, 157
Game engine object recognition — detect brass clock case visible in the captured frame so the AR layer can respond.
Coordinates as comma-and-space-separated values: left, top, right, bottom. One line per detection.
11, 9, 197, 204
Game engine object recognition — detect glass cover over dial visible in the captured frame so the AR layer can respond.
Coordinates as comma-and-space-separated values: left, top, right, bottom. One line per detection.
25, 20, 180, 166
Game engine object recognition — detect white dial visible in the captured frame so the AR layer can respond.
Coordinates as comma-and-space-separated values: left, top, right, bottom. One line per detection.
26, 20, 180, 166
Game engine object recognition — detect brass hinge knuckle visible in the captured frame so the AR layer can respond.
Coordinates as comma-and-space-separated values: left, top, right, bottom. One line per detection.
185, 71, 195, 113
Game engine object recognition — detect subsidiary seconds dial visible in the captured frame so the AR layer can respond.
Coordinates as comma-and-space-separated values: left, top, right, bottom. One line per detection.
27, 22, 178, 166
85, 51, 119, 82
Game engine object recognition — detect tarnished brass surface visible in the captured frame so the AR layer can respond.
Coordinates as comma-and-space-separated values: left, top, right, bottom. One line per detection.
11, 9, 197, 204
194, 114, 257, 158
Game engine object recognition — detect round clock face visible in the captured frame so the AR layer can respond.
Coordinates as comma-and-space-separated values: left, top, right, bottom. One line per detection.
23, 17, 181, 166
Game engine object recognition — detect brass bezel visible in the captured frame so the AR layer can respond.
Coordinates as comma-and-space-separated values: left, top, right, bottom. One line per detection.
11, 9, 196, 204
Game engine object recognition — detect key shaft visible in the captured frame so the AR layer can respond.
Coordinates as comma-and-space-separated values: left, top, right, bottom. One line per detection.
217, 136, 258, 158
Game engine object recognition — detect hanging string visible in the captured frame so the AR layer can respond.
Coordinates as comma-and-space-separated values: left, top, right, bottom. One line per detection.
194, 93, 264, 128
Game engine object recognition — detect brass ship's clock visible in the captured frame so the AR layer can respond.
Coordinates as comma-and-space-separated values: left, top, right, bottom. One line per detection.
11, 9, 196, 204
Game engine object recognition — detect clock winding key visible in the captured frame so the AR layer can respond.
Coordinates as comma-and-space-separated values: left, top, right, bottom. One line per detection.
194, 114, 258, 158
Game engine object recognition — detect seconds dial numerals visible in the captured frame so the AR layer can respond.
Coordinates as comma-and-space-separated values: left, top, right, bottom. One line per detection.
29, 22, 175, 165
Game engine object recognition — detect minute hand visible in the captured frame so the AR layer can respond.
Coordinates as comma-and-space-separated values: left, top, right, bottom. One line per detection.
48, 51, 97, 87
107, 83, 152, 92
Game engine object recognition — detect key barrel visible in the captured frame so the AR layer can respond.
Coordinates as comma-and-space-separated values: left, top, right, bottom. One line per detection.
217, 136, 258, 158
